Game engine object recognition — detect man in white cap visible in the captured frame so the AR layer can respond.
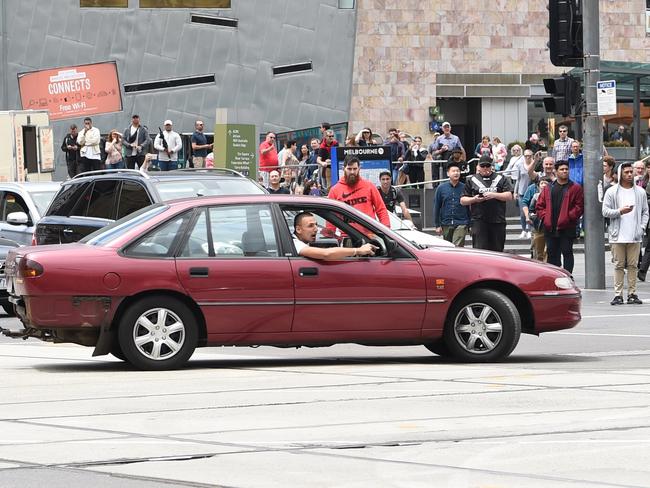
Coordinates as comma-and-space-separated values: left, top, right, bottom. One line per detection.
154, 119, 182, 171
429, 121, 465, 162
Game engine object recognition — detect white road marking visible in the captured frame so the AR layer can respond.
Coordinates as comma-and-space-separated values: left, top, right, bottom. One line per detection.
582, 313, 650, 318
554, 332, 650, 338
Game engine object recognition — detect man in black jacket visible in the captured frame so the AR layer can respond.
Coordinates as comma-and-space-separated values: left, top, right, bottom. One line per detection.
60, 124, 80, 178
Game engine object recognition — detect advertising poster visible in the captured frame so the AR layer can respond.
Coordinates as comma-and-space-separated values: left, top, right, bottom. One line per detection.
18, 62, 123, 121
38, 127, 55, 172
331, 146, 392, 186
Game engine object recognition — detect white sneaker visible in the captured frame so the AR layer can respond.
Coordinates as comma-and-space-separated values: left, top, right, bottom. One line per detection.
519, 231, 527, 239
525, 231, 531, 239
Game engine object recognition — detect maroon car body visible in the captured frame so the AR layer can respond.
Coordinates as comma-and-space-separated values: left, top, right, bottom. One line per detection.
3, 195, 581, 370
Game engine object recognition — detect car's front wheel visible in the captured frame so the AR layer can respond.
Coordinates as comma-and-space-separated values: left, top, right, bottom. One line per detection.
442, 289, 521, 362
118, 296, 198, 370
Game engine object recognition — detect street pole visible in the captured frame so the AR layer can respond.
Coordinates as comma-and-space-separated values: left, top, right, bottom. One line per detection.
582, 0, 605, 289
1, 0, 8, 110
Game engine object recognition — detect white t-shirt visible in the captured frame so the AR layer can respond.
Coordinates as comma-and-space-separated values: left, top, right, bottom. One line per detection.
293, 237, 308, 254
617, 187, 638, 243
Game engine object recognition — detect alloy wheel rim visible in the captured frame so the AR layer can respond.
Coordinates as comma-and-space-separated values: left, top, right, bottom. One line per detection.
453, 302, 503, 354
132, 308, 186, 361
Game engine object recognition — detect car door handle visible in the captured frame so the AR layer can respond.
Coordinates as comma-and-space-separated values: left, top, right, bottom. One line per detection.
299, 267, 318, 277
62, 228, 73, 234
189, 267, 209, 277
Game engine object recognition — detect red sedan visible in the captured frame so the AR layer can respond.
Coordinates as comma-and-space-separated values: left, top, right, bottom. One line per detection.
2, 195, 581, 370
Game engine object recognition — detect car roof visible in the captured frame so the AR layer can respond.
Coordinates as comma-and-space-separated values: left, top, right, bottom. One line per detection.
66, 168, 248, 185
164, 194, 352, 212
0, 181, 61, 191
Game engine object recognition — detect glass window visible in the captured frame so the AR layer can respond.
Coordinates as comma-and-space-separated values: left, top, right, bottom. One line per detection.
116, 181, 152, 219
86, 180, 119, 219
80, 0, 128, 6
48, 183, 93, 217
83, 205, 168, 246
338, 0, 355, 8
152, 177, 264, 202
2, 193, 28, 220
181, 205, 277, 258
28, 191, 57, 216
140, 0, 231, 7
125, 214, 187, 257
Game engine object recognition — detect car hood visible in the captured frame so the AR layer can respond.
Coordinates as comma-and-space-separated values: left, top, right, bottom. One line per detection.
393, 228, 455, 248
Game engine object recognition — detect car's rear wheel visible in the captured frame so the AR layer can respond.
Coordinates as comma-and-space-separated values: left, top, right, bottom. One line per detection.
118, 296, 197, 370
443, 289, 521, 362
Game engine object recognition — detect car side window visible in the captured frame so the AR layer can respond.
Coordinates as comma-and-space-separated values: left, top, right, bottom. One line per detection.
180, 204, 278, 258
47, 183, 92, 217
2, 193, 29, 221
86, 180, 119, 219
116, 181, 153, 219
124, 215, 187, 258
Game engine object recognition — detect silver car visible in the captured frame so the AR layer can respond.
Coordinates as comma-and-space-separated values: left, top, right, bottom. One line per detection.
0, 182, 61, 246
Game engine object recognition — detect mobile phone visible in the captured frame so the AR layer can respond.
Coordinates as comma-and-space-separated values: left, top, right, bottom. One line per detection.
629, 204, 635, 209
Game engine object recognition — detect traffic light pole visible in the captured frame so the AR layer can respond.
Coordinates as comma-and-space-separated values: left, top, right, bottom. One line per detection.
582, 0, 606, 289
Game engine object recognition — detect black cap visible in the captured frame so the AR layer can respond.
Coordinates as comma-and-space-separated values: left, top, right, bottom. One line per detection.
478, 155, 493, 166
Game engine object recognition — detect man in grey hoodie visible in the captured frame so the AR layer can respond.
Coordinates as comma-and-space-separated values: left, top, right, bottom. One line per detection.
602, 161, 650, 305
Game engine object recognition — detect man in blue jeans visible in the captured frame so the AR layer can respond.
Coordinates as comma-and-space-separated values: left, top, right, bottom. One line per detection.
535, 160, 584, 273
433, 161, 470, 246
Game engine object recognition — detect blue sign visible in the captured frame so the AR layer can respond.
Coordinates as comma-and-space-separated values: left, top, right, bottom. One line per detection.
331, 146, 392, 186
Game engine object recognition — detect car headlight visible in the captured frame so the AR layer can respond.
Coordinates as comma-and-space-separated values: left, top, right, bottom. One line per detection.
554, 277, 574, 290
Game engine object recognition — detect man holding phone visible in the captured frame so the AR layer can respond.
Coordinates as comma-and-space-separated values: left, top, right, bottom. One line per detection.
602, 161, 649, 305
535, 160, 583, 274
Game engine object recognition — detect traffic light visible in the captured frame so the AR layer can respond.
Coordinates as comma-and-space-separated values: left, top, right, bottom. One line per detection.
543, 74, 581, 116
548, 0, 583, 67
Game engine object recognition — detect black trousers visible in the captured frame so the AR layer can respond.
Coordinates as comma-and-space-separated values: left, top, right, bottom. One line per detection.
472, 221, 506, 252
78, 157, 101, 174
65, 159, 78, 178
125, 154, 145, 170
545, 229, 575, 273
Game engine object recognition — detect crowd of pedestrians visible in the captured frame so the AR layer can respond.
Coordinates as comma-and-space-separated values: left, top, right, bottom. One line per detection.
60, 115, 213, 177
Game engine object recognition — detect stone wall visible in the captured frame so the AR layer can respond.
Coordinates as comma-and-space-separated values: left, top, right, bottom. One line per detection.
348, 0, 649, 138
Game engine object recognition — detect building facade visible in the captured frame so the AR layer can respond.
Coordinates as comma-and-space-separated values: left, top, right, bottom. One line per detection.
1, 0, 649, 175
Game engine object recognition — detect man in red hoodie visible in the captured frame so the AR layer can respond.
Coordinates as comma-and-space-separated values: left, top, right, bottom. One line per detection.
328, 155, 390, 227
535, 159, 584, 273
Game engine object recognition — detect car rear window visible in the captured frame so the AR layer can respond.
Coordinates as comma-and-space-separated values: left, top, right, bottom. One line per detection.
152, 178, 265, 202
47, 182, 92, 217
82, 205, 168, 246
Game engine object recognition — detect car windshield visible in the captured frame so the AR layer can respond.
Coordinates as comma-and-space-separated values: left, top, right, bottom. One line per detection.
81, 204, 168, 246
153, 178, 265, 202
29, 190, 58, 215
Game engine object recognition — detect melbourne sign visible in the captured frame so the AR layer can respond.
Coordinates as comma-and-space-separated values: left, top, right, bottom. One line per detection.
331, 146, 392, 186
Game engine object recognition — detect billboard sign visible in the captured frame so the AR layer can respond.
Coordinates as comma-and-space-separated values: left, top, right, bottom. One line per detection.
18, 62, 123, 121
331, 146, 392, 186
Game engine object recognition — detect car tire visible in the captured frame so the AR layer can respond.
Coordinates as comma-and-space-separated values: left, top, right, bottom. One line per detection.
443, 289, 521, 362
118, 296, 197, 370
2, 304, 16, 317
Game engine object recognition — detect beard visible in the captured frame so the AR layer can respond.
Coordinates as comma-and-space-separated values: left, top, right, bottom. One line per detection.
346, 173, 359, 185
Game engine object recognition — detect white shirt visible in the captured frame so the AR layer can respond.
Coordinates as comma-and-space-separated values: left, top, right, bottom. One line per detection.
129, 125, 138, 156
77, 127, 101, 160
293, 237, 308, 254
154, 130, 182, 161
617, 187, 638, 243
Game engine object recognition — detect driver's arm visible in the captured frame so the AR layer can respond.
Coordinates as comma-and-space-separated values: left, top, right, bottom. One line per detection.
299, 243, 376, 261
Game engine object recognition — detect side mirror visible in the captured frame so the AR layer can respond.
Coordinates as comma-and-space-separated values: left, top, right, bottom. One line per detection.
6, 212, 29, 226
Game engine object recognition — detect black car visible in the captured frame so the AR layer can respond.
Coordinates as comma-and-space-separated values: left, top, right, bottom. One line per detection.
35, 169, 266, 245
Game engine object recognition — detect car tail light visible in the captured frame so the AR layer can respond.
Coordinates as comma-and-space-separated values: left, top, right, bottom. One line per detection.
19, 259, 43, 278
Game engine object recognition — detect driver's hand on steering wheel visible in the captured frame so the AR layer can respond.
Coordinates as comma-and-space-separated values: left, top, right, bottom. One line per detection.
358, 243, 378, 256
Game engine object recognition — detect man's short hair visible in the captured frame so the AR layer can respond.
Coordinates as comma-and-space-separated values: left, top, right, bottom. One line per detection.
447, 161, 461, 170
619, 161, 633, 171
451, 148, 462, 154
84, 117, 92, 123
286, 139, 297, 148
269, 169, 280, 177
379, 170, 392, 179
538, 176, 553, 184
555, 160, 569, 169
132, 114, 139, 119
320, 122, 331, 130
69, 124, 77, 130
343, 155, 360, 167
294, 211, 313, 229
